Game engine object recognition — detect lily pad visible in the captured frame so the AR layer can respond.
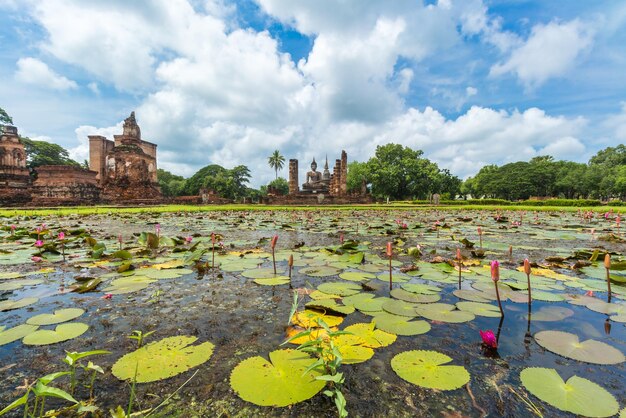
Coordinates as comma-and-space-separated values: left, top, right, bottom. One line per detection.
23, 323, 89, 345
254, 276, 291, 286
415, 303, 475, 323
332, 334, 374, 364
390, 288, 440, 303
401, 283, 440, 295
529, 306, 574, 322
103, 276, 155, 294
391, 350, 470, 390
372, 313, 430, 336
353, 297, 392, 312
343, 323, 396, 348
27, 308, 85, 326
456, 301, 501, 317
534, 330, 624, 365
299, 266, 342, 277
317, 282, 361, 297
112, 335, 214, 383
292, 310, 343, 328
0, 297, 39, 312
0, 324, 39, 346
242, 268, 284, 280
338, 271, 376, 282
305, 299, 355, 315
520, 367, 619, 417
382, 299, 418, 317
230, 349, 325, 407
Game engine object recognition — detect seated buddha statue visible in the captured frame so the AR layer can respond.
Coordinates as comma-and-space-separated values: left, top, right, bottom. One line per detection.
302, 158, 329, 193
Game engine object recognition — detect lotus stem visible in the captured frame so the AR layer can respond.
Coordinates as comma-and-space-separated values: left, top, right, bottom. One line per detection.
387, 242, 393, 290
605, 253, 612, 302
457, 248, 462, 290
524, 258, 532, 304
494, 281, 504, 317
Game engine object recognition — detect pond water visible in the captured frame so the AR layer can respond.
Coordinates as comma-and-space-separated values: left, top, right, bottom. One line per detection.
0, 209, 625, 417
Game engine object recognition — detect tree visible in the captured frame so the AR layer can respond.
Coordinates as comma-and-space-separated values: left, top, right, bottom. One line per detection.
0, 107, 13, 125
20, 137, 80, 170
267, 150, 285, 179
267, 177, 289, 195
157, 168, 186, 197
346, 161, 369, 194
365, 144, 440, 200
183, 163, 251, 200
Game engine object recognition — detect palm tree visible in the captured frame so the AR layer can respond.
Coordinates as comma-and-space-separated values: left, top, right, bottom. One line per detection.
268, 150, 285, 179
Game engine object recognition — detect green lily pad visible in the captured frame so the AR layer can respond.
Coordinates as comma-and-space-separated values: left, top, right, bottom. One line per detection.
382, 299, 418, 317
299, 266, 342, 277
230, 349, 325, 407
520, 367, 619, 417
452, 289, 493, 302
317, 282, 361, 297
0, 324, 39, 346
353, 297, 392, 312
343, 323, 396, 348
254, 276, 291, 286
534, 330, 624, 365
0, 279, 43, 291
529, 306, 574, 322
372, 313, 430, 336
341, 293, 374, 307
23, 323, 89, 345
0, 297, 39, 312
242, 268, 284, 280
333, 334, 374, 364
0, 272, 24, 279
391, 350, 470, 390
27, 308, 85, 326
400, 283, 440, 295
112, 335, 214, 383
456, 301, 501, 317
390, 288, 440, 303
339, 272, 376, 282
103, 276, 155, 294
415, 303, 475, 323
305, 299, 355, 315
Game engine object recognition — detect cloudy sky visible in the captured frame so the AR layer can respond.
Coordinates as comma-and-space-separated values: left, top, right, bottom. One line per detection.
1, 0, 625, 187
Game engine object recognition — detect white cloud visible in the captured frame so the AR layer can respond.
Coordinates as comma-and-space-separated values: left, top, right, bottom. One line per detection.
490, 19, 594, 89
14, 57, 78, 90
69, 122, 123, 163
87, 82, 100, 95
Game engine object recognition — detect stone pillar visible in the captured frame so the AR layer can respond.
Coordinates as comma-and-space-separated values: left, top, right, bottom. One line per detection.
340, 150, 347, 196
332, 159, 341, 196
288, 159, 299, 195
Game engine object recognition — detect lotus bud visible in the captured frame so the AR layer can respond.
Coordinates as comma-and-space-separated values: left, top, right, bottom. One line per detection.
490, 260, 500, 282
58, 232, 65, 240
523, 258, 531, 275
271, 235, 278, 249
386, 242, 393, 257
604, 254, 611, 269
288, 254, 293, 267
211, 232, 216, 244
477, 227, 482, 235
456, 248, 461, 261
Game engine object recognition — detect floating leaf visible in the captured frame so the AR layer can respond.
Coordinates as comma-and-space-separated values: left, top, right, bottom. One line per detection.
391, 350, 470, 390
0, 324, 39, 346
343, 323, 396, 348
452, 289, 493, 302
254, 276, 290, 286
23, 323, 89, 345
112, 335, 214, 383
0, 297, 39, 312
390, 288, 440, 303
534, 330, 624, 365
27, 308, 85, 326
401, 283, 440, 295
456, 301, 501, 317
415, 303, 475, 323
332, 334, 374, 364
299, 266, 342, 277
242, 268, 283, 279
338, 271, 375, 282
317, 282, 361, 297
353, 297, 392, 312
341, 293, 374, 307
382, 299, 418, 317
529, 306, 574, 322
372, 313, 430, 336
103, 276, 155, 294
230, 349, 325, 407
520, 367, 619, 417
0, 279, 42, 291
292, 310, 343, 328
305, 299, 355, 315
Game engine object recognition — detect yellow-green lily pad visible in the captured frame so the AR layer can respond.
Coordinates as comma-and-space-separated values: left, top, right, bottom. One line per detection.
520, 367, 619, 417
112, 335, 214, 383
230, 349, 325, 407
27, 308, 85, 326
254, 276, 291, 286
456, 301, 501, 317
415, 303, 475, 323
391, 350, 470, 390
23, 322, 89, 345
534, 330, 624, 365
0, 324, 39, 346
0, 297, 39, 312
343, 323, 396, 348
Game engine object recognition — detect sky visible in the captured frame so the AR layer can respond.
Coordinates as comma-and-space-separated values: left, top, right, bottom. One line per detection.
1, 0, 625, 187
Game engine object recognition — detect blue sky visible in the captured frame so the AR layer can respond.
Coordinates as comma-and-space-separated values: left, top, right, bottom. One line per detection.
1, 0, 625, 187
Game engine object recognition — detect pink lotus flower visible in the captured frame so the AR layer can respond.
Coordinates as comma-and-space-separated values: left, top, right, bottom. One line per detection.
118, 234, 123, 243
185, 236, 193, 244
10, 225, 16, 231
155, 224, 161, 234
58, 232, 65, 240
480, 330, 498, 349
102, 293, 113, 300
35, 240, 44, 248
31, 256, 43, 263
585, 290, 594, 297
490, 260, 500, 282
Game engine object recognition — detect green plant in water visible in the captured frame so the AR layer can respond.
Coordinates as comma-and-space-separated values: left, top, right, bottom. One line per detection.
148, 289, 163, 304
283, 319, 350, 418
125, 330, 154, 417
0, 372, 76, 417
63, 350, 110, 396
129, 330, 154, 349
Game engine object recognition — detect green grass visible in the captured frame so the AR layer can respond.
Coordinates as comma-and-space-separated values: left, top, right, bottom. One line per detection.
0, 203, 624, 217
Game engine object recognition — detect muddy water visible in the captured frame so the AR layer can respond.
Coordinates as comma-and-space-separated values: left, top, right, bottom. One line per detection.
0, 209, 625, 417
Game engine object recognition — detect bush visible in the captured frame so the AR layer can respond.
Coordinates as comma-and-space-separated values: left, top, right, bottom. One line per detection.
516, 199, 602, 207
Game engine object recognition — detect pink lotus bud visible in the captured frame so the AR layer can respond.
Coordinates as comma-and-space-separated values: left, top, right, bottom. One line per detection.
155, 224, 161, 233
480, 330, 497, 349
271, 235, 278, 249
58, 232, 65, 240
477, 226, 482, 235
490, 260, 500, 282
523, 259, 531, 275
211, 232, 216, 244
31, 256, 43, 263
10, 225, 16, 230
118, 234, 123, 243
35, 240, 44, 248
340, 232, 344, 244
185, 236, 193, 243
456, 248, 461, 261
386, 242, 393, 257
102, 293, 113, 300
604, 254, 611, 269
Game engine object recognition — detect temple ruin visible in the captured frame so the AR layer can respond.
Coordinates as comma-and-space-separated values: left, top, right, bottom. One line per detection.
89, 111, 161, 203
0, 125, 31, 204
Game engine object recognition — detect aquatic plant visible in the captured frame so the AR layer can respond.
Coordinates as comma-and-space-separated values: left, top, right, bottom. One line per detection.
479, 330, 497, 349
491, 260, 504, 317
604, 253, 612, 300
456, 248, 462, 289
58, 232, 65, 261
63, 350, 110, 395
477, 226, 483, 248
270, 234, 278, 274
386, 242, 392, 290
391, 350, 470, 390
524, 258, 532, 303
0, 371, 77, 417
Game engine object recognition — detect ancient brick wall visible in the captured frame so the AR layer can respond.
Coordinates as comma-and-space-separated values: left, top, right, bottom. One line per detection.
31, 166, 101, 205
288, 159, 299, 195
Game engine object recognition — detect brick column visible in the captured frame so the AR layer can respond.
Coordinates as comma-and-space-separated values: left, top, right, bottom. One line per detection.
340, 150, 348, 196
288, 159, 299, 195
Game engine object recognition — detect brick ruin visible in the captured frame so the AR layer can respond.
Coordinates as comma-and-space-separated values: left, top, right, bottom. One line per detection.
267, 150, 371, 204
89, 111, 161, 203
31, 166, 100, 205
0, 125, 31, 204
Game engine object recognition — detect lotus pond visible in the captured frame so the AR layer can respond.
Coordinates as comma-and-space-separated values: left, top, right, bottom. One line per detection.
0, 208, 625, 417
